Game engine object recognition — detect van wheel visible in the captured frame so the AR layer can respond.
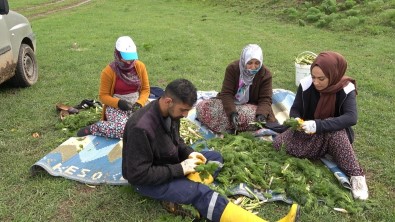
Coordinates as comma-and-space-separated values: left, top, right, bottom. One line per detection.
10, 43, 38, 87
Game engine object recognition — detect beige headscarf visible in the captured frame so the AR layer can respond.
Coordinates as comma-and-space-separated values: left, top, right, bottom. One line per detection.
234, 44, 263, 104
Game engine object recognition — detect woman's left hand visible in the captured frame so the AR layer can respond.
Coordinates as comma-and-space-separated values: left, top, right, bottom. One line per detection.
256, 114, 267, 123
132, 103, 142, 112
301, 120, 316, 134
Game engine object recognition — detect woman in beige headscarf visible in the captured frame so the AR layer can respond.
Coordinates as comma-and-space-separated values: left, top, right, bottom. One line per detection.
273, 51, 368, 200
196, 44, 276, 133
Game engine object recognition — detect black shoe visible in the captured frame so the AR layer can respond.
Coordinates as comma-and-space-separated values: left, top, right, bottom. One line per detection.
74, 99, 102, 109
77, 126, 92, 137
160, 201, 201, 219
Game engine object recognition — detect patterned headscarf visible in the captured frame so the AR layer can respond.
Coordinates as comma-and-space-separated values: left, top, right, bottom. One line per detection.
109, 49, 141, 87
311, 51, 357, 119
234, 44, 263, 104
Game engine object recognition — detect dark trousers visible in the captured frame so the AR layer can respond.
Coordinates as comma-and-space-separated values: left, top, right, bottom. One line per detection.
134, 151, 229, 222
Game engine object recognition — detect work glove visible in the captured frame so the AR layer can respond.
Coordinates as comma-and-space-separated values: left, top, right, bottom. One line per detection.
230, 112, 239, 129
180, 158, 202, 175
301, 120, 316, 134
188, 152, 207, 164
256, 114, 267, 123
131, 103, 142, 112
118, 99, 134, 111
187, 172, 214, 185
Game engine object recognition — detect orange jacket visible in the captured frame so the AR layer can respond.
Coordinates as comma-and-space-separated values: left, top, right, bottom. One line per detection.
99, 60, 150, 120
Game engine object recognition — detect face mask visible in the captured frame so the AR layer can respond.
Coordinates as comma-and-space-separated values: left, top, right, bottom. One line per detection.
248, 68, 260, 75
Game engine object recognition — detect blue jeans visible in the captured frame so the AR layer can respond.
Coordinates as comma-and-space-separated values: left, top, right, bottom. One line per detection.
134, 151, 228, 222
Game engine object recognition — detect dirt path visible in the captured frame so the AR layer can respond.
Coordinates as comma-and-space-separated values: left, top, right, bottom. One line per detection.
18, 0, 68, 11
20, 0, 92, 20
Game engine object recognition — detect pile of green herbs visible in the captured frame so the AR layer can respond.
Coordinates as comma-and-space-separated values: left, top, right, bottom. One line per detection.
55, 107, 102, 136
195, 133, 368, 214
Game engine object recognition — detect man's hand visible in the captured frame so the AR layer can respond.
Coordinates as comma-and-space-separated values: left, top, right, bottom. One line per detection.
180, 158, 202, 175
118, 99, 133, 111
230, 112, 239, 129
188, 152, 207, 164
301, 120, 316, 134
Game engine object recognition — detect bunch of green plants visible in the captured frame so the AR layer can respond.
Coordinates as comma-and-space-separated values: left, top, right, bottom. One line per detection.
283, 117, 304, 131
55, 107, 102, 133
180, 118, 204, 145
196, 133, 368, 214
195, 162, 220, 180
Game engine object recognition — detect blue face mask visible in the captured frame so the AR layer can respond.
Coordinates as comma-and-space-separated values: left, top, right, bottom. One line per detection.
248, 68, 260, 75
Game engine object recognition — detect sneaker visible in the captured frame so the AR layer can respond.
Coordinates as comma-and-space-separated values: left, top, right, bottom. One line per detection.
350, 176, 369, 200
160, 201, 201, 219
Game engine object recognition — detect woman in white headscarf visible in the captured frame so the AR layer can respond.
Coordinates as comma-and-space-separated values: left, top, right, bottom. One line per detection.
196, 44, 276, 133
76, 36, 150, 138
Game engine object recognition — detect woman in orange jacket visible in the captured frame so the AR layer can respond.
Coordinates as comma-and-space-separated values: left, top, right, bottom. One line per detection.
77, 36, 150, 138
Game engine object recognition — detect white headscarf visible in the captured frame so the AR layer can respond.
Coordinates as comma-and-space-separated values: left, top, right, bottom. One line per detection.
234, 44, 263, 105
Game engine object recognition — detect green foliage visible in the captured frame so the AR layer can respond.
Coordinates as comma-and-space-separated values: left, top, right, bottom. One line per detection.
283, 118, 302, 131
305, 7, 323, 22
346, 9, 360, 16
214, 0, 394, 35
0, 0, 394, 221
195, 162, 220, 180
379, 9, 395, 27
366, 0, 385, 13
316, 15, 333, 28
307, 6, 322, 15
302, 1, 313, 9
283, 7, 299, 20
344, 0, 358, 10
339, 16, 362, 30
319, 0, 337, 14
55, 107, 102, 132
298, 19, 306, 27
206, 133, 369, 213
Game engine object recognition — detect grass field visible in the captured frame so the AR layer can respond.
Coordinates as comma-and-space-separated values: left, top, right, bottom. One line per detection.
1, 0, 394, 221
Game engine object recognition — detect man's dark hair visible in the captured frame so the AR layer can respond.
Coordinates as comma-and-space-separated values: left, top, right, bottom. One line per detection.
164, 79, 197, 106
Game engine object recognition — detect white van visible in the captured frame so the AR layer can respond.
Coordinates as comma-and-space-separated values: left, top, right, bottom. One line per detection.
0, 0, 38, 87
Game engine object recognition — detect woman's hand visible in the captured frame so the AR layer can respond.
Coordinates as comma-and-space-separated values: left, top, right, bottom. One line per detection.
230, 112, 239, 129
118, 99, 133, 111
256, 114, 267, 123
301, 120, 316, 134
132, 103, 142, 112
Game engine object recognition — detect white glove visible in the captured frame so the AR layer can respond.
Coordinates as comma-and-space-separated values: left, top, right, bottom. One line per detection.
301, 120, 316, 134
188, 152, 207, 164
181, 158, 201, 175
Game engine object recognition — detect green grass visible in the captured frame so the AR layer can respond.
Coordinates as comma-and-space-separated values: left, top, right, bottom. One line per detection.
0, 0, 394, 221
206, 0, 395, 35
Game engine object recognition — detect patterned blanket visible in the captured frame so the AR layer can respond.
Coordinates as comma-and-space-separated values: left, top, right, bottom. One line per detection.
31, 89, 349, 189
31, 135, 127, 185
